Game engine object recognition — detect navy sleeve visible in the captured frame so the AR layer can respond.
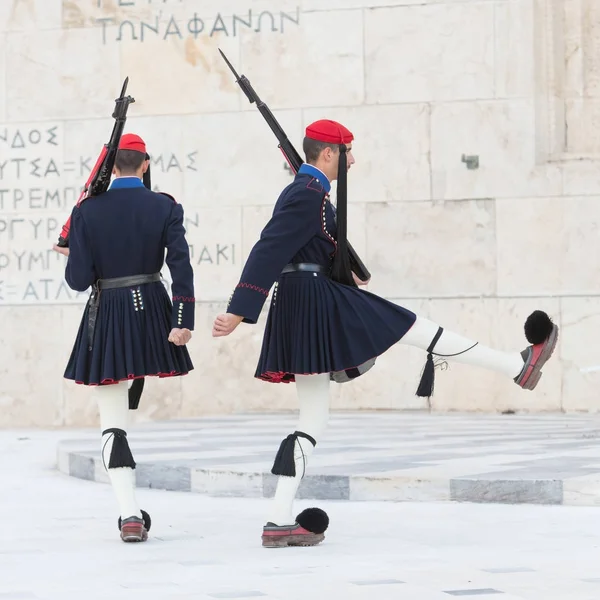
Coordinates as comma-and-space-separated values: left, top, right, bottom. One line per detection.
227, 188, 323, 324
65, 205, 96, 292
164, 202, 195, 331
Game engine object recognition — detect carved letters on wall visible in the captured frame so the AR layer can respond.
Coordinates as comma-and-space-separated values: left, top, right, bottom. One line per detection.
0, 125, 237, 305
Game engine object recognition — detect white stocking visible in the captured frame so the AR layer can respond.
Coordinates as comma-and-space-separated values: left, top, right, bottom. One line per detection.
267, 373, 330, 526
401, 316, 524, 378
94, 382, 142, 520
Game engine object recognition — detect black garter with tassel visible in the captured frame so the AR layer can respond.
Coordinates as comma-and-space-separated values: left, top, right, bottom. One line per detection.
271, 431, 316, 477
416, 326, 444, 398
416, 328, 480, 399
102, 428, 136, 470
415, 310, 554, 400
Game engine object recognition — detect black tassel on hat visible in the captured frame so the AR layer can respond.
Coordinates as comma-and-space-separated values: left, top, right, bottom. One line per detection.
329, 144, 357, 288
271, 431, 316, 477
142, 152, 151, 190
102, 428, 136, 469
416, 326, 444, 398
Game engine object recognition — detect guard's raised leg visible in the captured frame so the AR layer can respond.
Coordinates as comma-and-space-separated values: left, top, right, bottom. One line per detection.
400, 310, 558, 397
262, 373, 330, 548
95, 381, 151, 542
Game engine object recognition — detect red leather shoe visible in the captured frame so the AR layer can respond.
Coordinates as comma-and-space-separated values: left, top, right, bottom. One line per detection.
515, 322, 559, 390
261, 522, 324, 548
261, 507, 329, 548
118, 510, 151, 543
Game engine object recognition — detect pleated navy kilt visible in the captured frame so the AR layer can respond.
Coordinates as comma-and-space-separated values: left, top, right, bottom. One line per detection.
64, 281, 193, 385
255, 271, 416, 383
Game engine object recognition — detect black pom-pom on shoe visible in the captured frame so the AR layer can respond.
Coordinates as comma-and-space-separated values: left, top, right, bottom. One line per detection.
524, 310, 554, 345
296, 507, 329, 534
141, 509, 151, 532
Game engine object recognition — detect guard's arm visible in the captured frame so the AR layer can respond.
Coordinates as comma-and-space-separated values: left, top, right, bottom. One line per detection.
65, 206, 96, 292
226, 189, 323, 324
164, 202, 195, 331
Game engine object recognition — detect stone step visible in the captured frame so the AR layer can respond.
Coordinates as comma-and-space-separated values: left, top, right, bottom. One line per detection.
56, 412, 600, 506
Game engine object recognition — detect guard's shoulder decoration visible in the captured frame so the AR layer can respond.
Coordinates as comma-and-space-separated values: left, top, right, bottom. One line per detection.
218, 49, 370, 283
56, 77, 136, 248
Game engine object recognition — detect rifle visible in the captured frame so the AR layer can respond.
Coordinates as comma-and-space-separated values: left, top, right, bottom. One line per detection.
218, 49, 371, 283
56, 77, 136, 248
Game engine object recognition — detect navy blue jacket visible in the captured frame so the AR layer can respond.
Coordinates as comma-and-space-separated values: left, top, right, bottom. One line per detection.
65, 176, 195, 330
227, 164, 337, 324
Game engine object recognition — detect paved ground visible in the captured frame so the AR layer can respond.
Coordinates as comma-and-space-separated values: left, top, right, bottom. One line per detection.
3, 427, 600, 599
58, 412, 600, 506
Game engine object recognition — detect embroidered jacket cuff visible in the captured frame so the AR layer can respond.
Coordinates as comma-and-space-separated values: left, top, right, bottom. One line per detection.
227, 283, 270, 325
172, 296, 195, 330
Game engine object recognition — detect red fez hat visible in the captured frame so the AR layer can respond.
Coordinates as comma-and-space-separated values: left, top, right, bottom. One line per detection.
119, 133, 147, 153
305, 119, 354, 145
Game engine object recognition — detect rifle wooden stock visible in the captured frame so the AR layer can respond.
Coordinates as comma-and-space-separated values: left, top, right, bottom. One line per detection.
56, 77, 135, 247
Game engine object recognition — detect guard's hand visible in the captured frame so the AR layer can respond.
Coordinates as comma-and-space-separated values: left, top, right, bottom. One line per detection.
53, 244, 69, 257
352, 272, 370, 287
168, 327, 192, 345
212, 313, 243, 337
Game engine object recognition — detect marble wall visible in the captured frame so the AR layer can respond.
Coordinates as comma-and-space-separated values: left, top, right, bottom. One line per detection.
1, 0, 600, 428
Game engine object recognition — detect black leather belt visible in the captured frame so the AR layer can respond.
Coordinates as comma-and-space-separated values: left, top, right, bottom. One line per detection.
87, 273, 161, 350
97, 273, 161, 289
281, 263, 327, 274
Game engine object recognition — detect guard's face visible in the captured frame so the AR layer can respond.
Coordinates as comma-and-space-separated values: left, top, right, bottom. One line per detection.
322, 144, 355, 180
332, 144, 355, 172
345, 144, 355, 171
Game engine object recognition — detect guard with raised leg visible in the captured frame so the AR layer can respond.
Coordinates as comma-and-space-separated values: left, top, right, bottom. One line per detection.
212, 118, 559, 548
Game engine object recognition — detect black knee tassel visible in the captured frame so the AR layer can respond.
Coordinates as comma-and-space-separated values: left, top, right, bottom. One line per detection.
416, 326, 444, 398
271, 431, 316, 477
102, 428, 136, 469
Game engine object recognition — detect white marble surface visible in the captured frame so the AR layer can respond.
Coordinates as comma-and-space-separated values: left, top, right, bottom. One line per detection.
366, 199, 497, 298
365, 3, 495, 103
240, 9, 364, 109
304, 104, 432, 203
565, 99, 600, 153
0, 0, 62, 32
0, 32, 5, 124
495, 0, 536, 99
430, 99, 562, 200
5, 28, 122, 121
496, 196, 600, 296
8, 428, 600, 600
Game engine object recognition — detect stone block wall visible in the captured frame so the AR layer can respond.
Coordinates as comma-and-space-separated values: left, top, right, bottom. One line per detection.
1, 0, 600, 427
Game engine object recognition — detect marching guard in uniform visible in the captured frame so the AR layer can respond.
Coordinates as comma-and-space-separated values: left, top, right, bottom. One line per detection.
213, 119, 559, 548
60, 133, 195, 542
